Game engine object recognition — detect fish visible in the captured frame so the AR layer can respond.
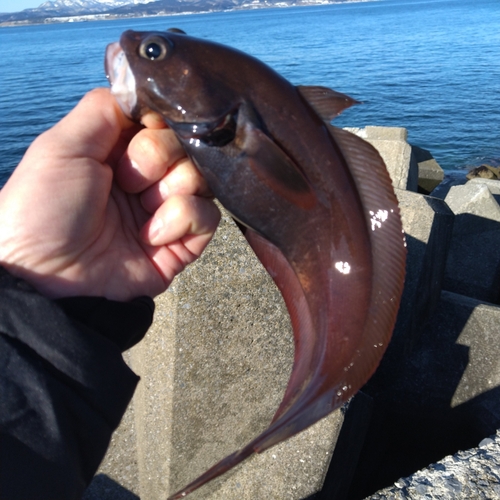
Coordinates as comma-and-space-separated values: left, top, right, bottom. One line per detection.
105, 29, 406, 499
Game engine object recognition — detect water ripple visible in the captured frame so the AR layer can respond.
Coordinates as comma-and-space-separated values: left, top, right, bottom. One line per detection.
0, 0, 499, 186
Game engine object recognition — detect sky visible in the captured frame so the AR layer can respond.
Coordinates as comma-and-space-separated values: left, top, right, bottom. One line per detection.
0, 0, 44, 12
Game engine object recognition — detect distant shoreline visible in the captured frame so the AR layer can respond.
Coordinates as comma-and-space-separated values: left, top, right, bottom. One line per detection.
0, 0, 379, 28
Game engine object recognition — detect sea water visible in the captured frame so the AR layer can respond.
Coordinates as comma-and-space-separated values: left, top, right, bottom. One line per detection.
0, 0, 499, 186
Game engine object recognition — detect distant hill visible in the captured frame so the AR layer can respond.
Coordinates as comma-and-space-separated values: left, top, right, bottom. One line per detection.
0, 0, 362, 26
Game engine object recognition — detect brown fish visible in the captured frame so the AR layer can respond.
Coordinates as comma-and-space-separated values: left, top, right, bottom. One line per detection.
105, 29, 406, 499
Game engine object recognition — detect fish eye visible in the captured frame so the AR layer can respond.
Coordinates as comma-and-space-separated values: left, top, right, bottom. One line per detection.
139, 36, 169, 61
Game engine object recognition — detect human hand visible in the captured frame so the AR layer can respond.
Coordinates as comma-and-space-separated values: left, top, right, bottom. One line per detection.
0, 88, 220, 301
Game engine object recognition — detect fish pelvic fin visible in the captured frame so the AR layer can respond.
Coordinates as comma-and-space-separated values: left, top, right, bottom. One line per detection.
297, 85, 360, 121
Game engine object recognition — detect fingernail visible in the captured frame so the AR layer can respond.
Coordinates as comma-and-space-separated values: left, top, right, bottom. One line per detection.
149, 216, 164, 242
131, 159, 141, 173
159, 180, 170, 199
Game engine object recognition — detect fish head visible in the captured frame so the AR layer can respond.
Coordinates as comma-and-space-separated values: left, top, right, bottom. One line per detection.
105, 29, 239, 129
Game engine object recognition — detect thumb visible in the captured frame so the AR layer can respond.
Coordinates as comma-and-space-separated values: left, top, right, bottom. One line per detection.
49, 87, 135, 163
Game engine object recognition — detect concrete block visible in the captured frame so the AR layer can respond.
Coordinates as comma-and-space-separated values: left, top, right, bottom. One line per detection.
319, 391, 374, 500
390, 189, 454, 355
344, 126, 418, 192
429, 170, 468, 200
444, 184, 500, 303
83, 353, 141, 499
445, 182, 500, 222
348, 291, 500, 499
364, 126, 408, 141
412, 145, 444, 194
467, 177, 500, 196
404, 291, 500, 413
444, 293, 500, 410
91, 211, 346, 499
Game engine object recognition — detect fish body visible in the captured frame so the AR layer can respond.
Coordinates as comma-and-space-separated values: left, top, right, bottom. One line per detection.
105, 30, 406, 499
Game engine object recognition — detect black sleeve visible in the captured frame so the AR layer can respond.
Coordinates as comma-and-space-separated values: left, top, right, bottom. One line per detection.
0, 268, 154, 500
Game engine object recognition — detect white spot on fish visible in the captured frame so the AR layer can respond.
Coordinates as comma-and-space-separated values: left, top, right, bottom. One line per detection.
370, 209, 389, 231
335, 261, 351, 274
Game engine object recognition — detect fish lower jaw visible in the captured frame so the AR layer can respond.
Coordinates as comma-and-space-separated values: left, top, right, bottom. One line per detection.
105, 42, 137, 117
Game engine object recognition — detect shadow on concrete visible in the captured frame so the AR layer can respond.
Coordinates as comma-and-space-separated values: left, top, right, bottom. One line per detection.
429, 169, 468, 199
311, 231, 500, 499
347, 300, 497, 497
83, 474, 139, 500
443, 213, 500, 305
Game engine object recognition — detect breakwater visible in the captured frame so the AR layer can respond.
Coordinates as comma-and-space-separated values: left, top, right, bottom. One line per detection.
82, 128, 500, 499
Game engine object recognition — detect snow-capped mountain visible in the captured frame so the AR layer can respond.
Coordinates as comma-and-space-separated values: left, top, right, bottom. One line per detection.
36, 0, 155, 15
0, 0, 343, 24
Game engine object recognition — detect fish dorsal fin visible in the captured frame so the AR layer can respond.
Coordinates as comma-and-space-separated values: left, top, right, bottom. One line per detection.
297, 85, 359, 121
327, 125, 406, 393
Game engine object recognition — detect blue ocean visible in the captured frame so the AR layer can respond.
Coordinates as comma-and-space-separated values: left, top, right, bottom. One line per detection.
0, 0, 499, 186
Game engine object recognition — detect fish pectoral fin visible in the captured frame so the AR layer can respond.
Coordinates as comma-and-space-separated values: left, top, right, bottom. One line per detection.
297, 85, 360, 121
238, 119, 317, 209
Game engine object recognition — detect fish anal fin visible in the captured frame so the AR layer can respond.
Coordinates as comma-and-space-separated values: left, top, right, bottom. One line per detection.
238, 121, 317, 210
243, 229, 317, 422
328, 125, 407, 390
297, 85, 359, 122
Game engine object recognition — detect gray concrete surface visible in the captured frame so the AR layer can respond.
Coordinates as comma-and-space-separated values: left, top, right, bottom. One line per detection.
443, 181, 500, 304
366, 291, 500, 500
391, 189, 454, 354
89, 211, 344, 499
445, 182, 500, 222
85, 126, 500, 500
412, 145, 444, 194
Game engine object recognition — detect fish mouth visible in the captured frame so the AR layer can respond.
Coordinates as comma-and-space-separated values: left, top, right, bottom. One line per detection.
105, 42, 137, 117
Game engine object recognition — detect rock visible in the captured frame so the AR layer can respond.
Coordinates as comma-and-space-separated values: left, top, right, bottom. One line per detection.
366, 430, 500, 499
344, 126, 418, 192
88, 212, 346, 499
466, 164, 500, 180
443, 181, 500, 303
411, 145, 444, 195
